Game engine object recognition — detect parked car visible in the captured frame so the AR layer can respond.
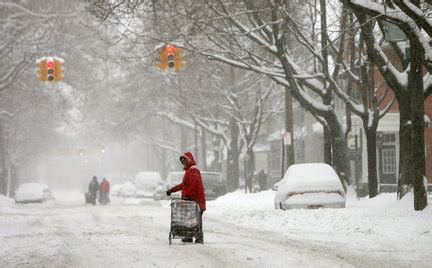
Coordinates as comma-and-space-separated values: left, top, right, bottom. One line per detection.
135, 172, 163, 198
118, 182, 136, 198
273, 163, 346, 210
201, 172, 227, 200
152, 184, 165, 200
111, 184, 123, 197
14, 183, 55, 203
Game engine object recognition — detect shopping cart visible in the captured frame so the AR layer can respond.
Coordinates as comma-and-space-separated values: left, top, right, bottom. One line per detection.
168, 198, 203, 245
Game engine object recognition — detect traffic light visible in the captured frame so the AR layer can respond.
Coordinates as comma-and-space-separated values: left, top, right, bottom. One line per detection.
46, 57, 55, 81
166, 44, 176, 68
36, 57, 64, 81
157, 44, 184, 70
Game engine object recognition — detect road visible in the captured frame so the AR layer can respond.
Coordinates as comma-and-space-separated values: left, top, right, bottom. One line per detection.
0, 195, 413, 268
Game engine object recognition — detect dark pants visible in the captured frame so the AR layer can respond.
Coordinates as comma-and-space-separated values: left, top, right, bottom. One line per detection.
198, 211, 204, 240
100, 192, 110, 204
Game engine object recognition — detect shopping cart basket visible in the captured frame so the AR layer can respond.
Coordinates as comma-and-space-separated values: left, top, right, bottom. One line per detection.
168, 198, 203, 244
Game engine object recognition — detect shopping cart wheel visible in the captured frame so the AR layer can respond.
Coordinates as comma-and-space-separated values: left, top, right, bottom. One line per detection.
169, 232, 172, 245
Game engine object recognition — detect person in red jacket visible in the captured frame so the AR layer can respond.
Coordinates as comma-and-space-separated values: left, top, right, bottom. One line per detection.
166, 152, 206, 243
99, 178, 110, 205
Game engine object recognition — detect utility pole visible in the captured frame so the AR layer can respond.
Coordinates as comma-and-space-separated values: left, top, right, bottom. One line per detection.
284, 88, 295, 170
321, 0, 332, 165
194, 121, 198, 160
0, 120, 6, 195
283, 0, 296, 172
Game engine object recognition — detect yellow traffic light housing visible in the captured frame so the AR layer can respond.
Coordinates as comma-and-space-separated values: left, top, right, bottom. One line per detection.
157, 44, 184, 70
36, 57, 64, 81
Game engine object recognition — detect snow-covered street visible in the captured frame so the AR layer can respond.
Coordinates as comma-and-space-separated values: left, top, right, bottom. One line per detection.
1, 191, 431, 268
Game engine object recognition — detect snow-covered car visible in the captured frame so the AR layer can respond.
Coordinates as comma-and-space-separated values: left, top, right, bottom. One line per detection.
135, 172, 163, 198
161, 171, 184, 199
111, 184, 123, 197
14, 183, 55, 203
273, 163, 346, 210
201, 172, 227, 200
118, 182, 136, 198
152, 182, 165, 200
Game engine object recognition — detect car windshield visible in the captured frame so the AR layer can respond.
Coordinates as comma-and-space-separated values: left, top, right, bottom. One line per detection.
202, 173, 224, 184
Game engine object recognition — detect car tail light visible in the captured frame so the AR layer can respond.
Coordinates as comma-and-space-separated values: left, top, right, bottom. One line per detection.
287, 192, 302, 197
323, 190, 345, 197
336, 190, 345, 197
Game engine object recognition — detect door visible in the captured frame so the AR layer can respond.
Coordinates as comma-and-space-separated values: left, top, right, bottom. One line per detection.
378, 133, 397, 188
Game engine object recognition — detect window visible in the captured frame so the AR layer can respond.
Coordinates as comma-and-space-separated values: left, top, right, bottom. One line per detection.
382, 148, 396, 174
382, 133, 396, 144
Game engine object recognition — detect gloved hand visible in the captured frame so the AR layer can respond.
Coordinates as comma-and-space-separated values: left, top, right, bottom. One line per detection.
166, 189, 172, 196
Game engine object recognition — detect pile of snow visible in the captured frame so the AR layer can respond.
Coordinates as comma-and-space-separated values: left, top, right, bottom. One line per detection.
207, 190, 432, 250
0, 195, 13, 207
0, 194, 20, 214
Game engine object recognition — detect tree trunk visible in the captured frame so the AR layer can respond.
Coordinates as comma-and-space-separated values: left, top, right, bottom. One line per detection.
10, 164, 18, 195
409, 45, 427, 210
365, 127, 379, 197
226, 117, 240, 191
397, 94, 414, 199
211, 136, 222, 172
321, 0, 333, 166
180, 125, 187, 152
326, 113, 351, 189
201, 127, 207, 170
0, 121, 6, 195
396, 48, 427, 210
194, 121, 198, 161
246, 147, 255, 193
324, 128, 333, 165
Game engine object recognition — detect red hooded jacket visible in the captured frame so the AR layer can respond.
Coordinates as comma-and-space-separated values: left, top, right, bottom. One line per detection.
171, 152, 206, 212
100, 179, 110, 193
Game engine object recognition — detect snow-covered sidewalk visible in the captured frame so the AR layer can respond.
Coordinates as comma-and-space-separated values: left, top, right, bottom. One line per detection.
206, 190, 432, 266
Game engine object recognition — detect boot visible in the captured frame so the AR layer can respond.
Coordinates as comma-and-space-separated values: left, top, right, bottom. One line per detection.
195, 236, 203, 243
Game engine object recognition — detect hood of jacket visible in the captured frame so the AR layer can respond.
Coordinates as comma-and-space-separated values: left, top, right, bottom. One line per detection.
181, 151, 196, 170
